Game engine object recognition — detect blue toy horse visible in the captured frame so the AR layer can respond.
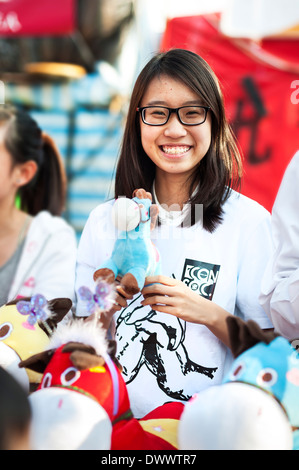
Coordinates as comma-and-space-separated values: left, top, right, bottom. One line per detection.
94, 189, 161, 296
178, 316, 299, 450
224, 317, 299, 450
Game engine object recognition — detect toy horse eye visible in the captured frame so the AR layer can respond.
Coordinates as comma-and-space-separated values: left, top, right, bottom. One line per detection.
61, 367, 81, 386
257, 368, 278, 387
0, 322, 13, 340
41, 372, 52, 389
230, 362, 245, 380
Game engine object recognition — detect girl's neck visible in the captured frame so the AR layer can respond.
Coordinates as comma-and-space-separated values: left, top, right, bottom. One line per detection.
0, 204, 31, 268
0, 204, 27, 236
154, 173, 191, 209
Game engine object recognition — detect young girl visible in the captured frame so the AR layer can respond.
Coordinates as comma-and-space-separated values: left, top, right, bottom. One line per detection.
75, 49, 273, 418
0, 105, 77, 306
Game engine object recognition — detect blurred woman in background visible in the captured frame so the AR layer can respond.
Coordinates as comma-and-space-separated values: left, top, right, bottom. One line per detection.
0, 105, 77, 306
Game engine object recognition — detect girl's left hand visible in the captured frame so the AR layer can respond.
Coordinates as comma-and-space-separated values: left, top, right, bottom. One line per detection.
141, 275, 211, 324
141, 275, 232, 347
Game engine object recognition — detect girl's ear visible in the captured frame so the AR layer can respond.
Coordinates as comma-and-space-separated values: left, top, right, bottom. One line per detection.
15, 160, 38, 187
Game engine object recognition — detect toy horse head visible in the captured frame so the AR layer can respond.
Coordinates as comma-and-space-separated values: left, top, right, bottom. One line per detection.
111, 189, 159, 233
94, 188, 161, 296
178, 317, 298, 450
224, 317, 299, 449
0, 296, 72, 391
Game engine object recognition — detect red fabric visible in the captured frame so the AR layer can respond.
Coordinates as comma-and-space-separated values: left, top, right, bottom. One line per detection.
161, 13, 299, 212
141, 401, 185, 421
111, 402, 184, 450
0, 0, 75, 36
111, 419, 177, 450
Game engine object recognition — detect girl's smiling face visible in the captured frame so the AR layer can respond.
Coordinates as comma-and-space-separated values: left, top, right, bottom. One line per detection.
139, 75, 212, 181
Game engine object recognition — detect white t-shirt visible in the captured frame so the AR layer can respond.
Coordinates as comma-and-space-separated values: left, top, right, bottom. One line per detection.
75, 190, 273, 418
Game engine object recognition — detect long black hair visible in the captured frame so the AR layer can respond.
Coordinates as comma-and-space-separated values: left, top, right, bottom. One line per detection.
0, 104, 67, 216
114, 48, 243, 232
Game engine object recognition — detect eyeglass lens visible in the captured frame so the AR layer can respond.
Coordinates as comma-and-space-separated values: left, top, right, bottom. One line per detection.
142, 106, 207, 125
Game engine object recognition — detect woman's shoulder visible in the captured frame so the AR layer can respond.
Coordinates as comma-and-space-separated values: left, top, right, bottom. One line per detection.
84, 199, 115, 230
89, 199, 115, 218
31, 211, 76, 235
284, 150, 299, 177
273, 151, 299, 206
223, 190, 270, 224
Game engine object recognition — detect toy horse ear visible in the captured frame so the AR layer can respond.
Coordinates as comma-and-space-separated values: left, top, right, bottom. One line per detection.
150, 204, 159, 230
48, 298, 72, 318
69, 351, 105, 371
227, 316, 279, 358
19, 349, 56, 373
61, 342, 105, 371
44, 298, 72, 335
6, 297, 31, 305
107, 339, 123, 372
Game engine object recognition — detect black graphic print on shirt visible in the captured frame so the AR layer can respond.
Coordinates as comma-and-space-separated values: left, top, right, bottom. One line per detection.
181, 258, 221, 300
115, 258, 221, 402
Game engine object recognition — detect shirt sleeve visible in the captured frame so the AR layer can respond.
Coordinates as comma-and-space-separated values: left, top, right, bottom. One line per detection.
75, 202, 116, 316
32, 225, 77, 305
235, 209, 274, 329
260, 151, 299, 340
75, 209, 99, 316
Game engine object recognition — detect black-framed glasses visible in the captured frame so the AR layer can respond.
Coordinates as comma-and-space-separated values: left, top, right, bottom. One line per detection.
136, 105, 210, 126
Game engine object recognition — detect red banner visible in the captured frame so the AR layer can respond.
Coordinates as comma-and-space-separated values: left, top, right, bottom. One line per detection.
161, 13, 299, 211
0, 0, 75, 36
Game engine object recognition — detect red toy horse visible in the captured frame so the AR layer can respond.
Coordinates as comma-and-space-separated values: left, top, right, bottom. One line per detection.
20, 317, 184, 450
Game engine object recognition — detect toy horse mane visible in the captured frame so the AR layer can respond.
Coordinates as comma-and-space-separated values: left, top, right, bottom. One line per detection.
227, 316, 279, 357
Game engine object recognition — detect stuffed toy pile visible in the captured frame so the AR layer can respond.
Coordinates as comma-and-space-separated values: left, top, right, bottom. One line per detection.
1, 187, 298, 450
20, 283, 184, 450
1, 290, 298, 449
